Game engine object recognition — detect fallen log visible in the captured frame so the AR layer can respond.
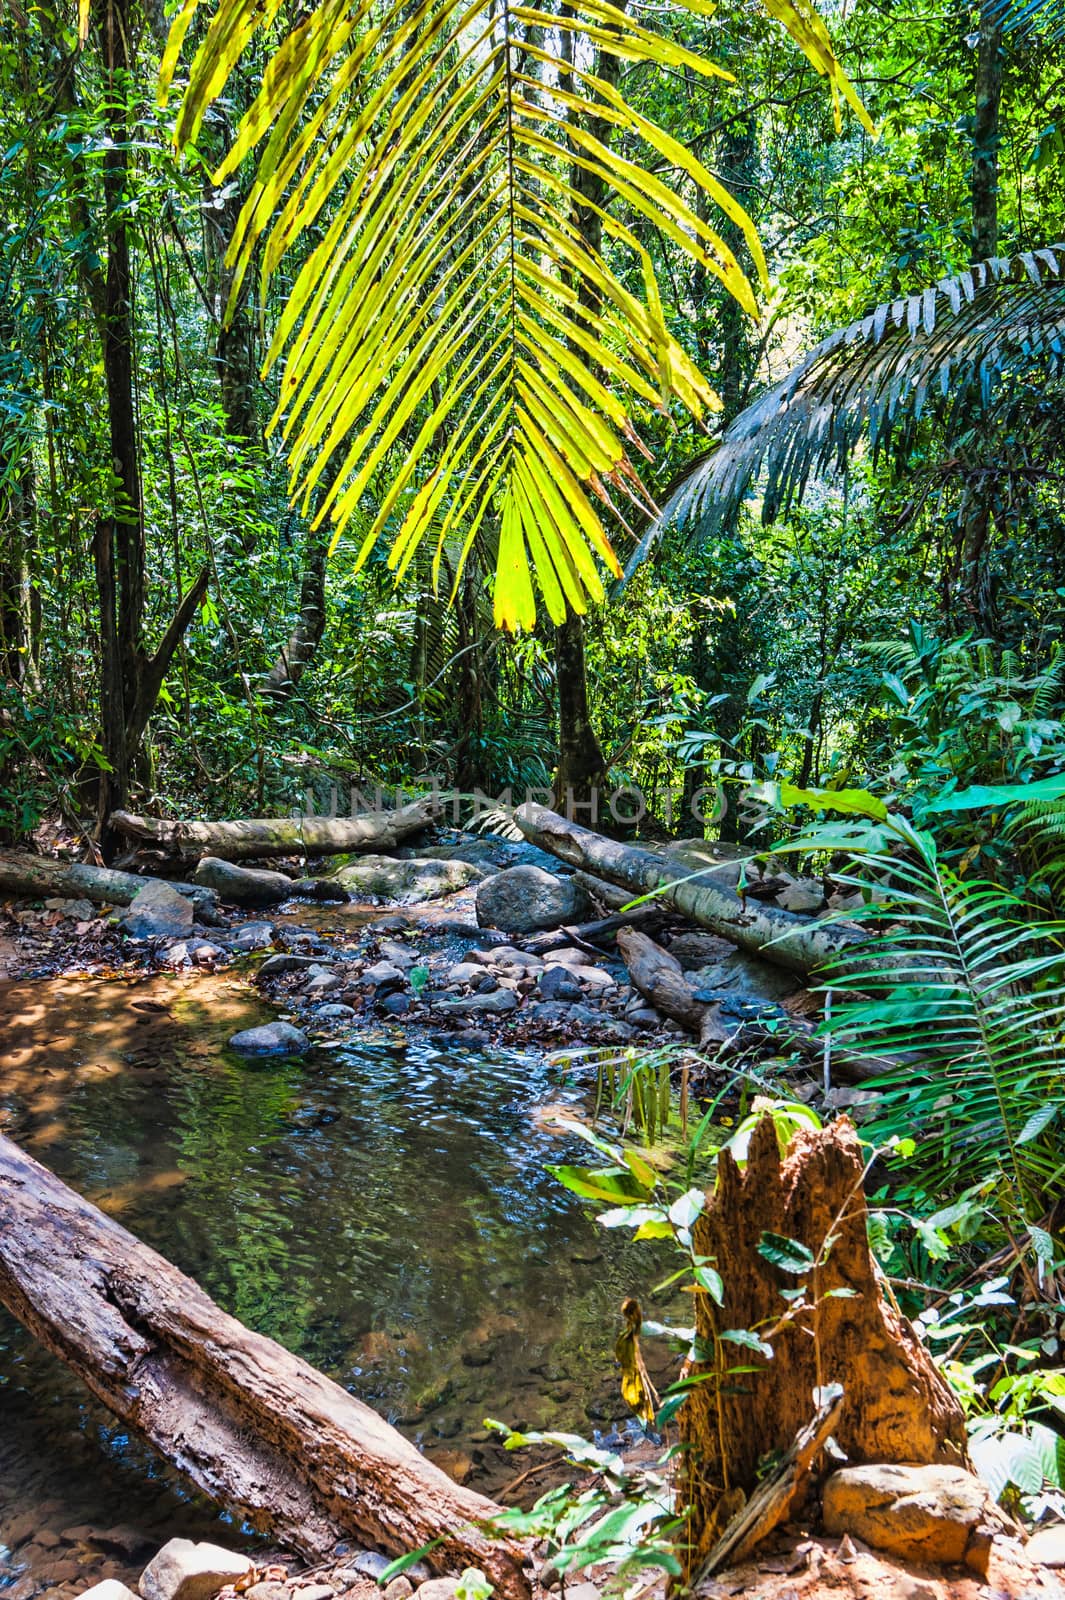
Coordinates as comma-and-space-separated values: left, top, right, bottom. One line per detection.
0, 851, 220, 922
680, 1116, 967, 1571
0, 1135, 528, 1596
514, 803, 864, 979
616, 927, 727, 1047
109, 798, 442, 863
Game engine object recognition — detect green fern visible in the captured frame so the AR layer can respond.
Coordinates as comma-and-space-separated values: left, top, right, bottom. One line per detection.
826, 845, 1065, 1220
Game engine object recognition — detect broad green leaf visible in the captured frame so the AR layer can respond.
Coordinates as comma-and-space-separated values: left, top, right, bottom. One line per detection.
757, 1231, 817, 1273
547, 1164, 652, 1206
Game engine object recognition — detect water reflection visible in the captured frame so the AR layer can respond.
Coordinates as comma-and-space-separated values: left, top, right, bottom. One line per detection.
1, 982, 656, 1592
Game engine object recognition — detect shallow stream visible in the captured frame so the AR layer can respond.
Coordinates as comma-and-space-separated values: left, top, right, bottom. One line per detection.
0, 972, 654, 1597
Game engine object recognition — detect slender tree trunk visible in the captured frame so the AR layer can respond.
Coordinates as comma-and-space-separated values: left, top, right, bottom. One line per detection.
263, 533, 328, 697
453, 555, 485, 792
971, 0, 1003, 263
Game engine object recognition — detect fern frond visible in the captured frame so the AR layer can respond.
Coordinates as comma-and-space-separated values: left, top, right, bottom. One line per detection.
646, 244, 1065, 556
161, 0, 869, 629
824, 848, 1065, 1217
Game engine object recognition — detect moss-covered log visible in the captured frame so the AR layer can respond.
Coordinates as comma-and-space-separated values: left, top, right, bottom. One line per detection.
514, 802, 864, 978
109, 798, 441, 862
0, 850, 219, 918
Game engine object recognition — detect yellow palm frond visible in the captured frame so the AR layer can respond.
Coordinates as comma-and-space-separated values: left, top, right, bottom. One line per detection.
161, 0, 870, 628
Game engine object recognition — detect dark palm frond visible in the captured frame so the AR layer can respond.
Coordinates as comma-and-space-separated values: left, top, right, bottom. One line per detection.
988, 0, 1065, 41
637, 244, 1065, 565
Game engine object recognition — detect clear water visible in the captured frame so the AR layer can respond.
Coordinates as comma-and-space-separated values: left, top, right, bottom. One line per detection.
0, 981, 655, 1592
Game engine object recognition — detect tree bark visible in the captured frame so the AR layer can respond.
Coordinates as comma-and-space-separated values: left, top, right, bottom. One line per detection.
0, 1134, 529, 1595
109, 798, 442, 862
553, 614, 607, 808
971, 0, 1004, 263
0, 850, 220, 919
514, 802, 865, 978
680, 1117, 968, 1572
263, 536, 328, 697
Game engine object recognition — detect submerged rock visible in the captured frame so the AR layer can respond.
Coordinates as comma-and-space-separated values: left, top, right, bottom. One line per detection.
192, 857, 293, 908
228, 1020, 309, 1056
227, 920, 277, 951
475, 865, 590, 933
139, 1539, 253, 1600
121, 881, 195, 940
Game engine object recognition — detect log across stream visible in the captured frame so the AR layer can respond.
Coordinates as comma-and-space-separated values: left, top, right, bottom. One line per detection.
0, 974, 651, 1596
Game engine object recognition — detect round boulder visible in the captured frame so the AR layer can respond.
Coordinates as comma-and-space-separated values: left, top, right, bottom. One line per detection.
475, 864, 590, 933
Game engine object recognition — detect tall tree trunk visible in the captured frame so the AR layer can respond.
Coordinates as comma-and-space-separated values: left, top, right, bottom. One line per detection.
453, 555, 486, 793
971, 0, 1003, 263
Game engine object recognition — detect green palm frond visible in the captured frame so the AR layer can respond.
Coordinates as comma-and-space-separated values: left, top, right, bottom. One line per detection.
824, 846, 1065, 1218
643, 244, 1065, 557
160, 0, 869, 629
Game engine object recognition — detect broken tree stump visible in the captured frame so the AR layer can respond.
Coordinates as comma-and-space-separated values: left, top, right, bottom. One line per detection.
109, 798, 442, 863
680, 1116, 967, 1570
0, 1135, 528, 1596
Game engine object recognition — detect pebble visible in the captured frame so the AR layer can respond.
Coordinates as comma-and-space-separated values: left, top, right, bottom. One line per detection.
384, 1579, 413, 1600
304, 972, 343, 994
413, 1581, 461, 1600
350, 1553, 394, 1580
244, 1585, 288, 1600
257, 953, 318, 979
378, 992, 411, 1016
312, 1003, 356, 1019
77, 1584, 139, 1600
362, 961, 406, 990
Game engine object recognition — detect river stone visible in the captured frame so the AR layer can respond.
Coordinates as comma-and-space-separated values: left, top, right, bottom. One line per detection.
121, 881, 195, 940
414, 1582, 461, 1600
822, 1464, 998, 1572
362, 960, 406, 989
433, 987, 517, 1015
192, 857, 294, 908
329, 855, 483, 904
257, 952, 318, 979
78, 1584, 139, 1600
304, 969, 343, 994
1027, 1526, 1065, 1566
538, 965, 583, 1002
139, 1539, 253, 1600
45, 896, 97, 921
229, 1020, 309, 1056
227, 921, 277, 951
312, 1002, 356, 1019
475, 865, 590, 933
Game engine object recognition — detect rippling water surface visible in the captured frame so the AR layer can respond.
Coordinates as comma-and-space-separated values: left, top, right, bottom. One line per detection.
0, 975, 653, 1596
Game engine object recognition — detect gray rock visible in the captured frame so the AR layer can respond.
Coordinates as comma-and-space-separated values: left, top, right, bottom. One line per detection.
384, 1579, 414, 1600
349, 1553, 394, 1581
138, 1539, 253, 1600
192, 856, 294, 908
433, 987, 517, 1015
378, 992, 412, 1016
257, 953, 318, 980
189, 940, 225, 963
244, 1585, 289, 1600
362, 960, 406, 989
229, 1020, 310, 1056
227, 921, 277, 951
626, 1007, 663, 1029
538, 965, 583, 1002
377, 939, 417, 969
121, 881, 195, 940
1027, 1526, 1065, 1566
304, 970, 343, 994
446, 961, 482, 986
475, 866, 590, 934
689, 947, 800, 1005
312, 1002, 356, 1019
469, 945, 543, 970
330, 855, 483, 904
162, 941, 191, 966
665, 932, 735, 969
290, 877, 351, 901
45, 896, 97, 921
